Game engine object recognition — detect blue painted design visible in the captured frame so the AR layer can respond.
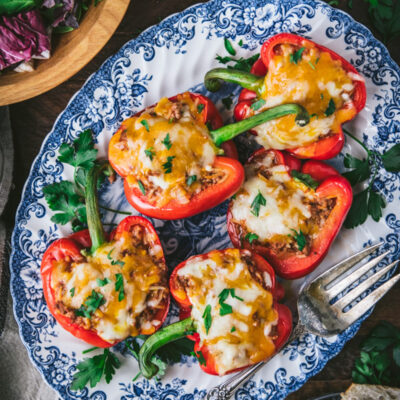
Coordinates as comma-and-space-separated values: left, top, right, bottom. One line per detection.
9, 0, 400, 399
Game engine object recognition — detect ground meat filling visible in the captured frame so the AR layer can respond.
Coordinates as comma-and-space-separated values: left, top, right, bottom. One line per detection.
110, 92, 227, 208
51, 226, 169, 342
230, 153, 337, 257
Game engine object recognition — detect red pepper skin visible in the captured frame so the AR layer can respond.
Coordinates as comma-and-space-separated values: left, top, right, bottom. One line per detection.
109, 93, 244, 220
170, 249, 292, 375
227, 149, 353, 279
234, 33, 367, 160
41, 217, 169, 347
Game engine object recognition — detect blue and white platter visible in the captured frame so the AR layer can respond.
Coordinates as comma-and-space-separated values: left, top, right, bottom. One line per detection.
10, 0, 400, 399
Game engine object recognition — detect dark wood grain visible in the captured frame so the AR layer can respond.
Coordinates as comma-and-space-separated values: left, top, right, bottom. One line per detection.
7, 1, 400, 398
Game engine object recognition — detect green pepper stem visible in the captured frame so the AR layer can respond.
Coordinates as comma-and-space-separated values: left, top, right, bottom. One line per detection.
85, 161, 114, 253
210, 103, 310, 146
204, 68, 264, 95
139, 318, 196, 379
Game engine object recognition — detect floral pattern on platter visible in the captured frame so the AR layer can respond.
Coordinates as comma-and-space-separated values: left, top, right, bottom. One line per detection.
9, 0, 400, 399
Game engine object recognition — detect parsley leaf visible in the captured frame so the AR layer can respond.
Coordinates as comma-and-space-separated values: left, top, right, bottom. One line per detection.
231, 326, 236, 333
96, 277, 111, 287
202, 305, 212, 334
197, 104, 205, 114
363, 0, 400, 45
218, 288, 243, 316
115, 273, 125, 301
289, 229, 306, 251
352, 321, 400, 386
71, 349, 121, 391
162, 133, 172, 150
250, 190, 266, 217
162, 156, 175, 174
43, 181, 86, 226
140, 120, 150, 132
308, 60, 316, 70
382, 143, 400, 172
368, 190, 386, 222
186, 175, 197, 187
156, 337, 195, 364
342, 154, 371, 185
344, 189, 369, 229
145, 147, 155, 161
251, 99, 266, 111
224, 38, 236, 56
216, 53, 260, 72
194, 350, 207, 366
238, 39, 243, 47
138, 180, 146, 195
325, 98, 336, 116
291, 170, 319, 190
222, 96, 233, 109
70, 288, 75, 297
58, 130, 98, 170
75, 290, 105, 319
245, 232, 259, 244
290, 47, 305, 64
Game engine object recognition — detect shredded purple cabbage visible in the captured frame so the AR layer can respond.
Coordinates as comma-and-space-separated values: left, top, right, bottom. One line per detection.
0, 10, 50, 71
42, 0, 80, 29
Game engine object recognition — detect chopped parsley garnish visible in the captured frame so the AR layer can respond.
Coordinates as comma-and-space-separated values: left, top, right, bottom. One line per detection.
162, 156, 175, 174
310, 113, 318, 119
191, 350, 206, 366
238, 39, 243, 47
325, 98, 336, 116
289, 229, 306, 251
115, 273, 125, 302
250, 190, 266, 217
218, 288, 243, 316
96, 277, 111, 287
231, 326, 236, 333
162, 133, 172, 150
140, 120, 150, 132
251, 98, 266, 111
308, 60, 316, 70
107, 248, 125, 267
197, 104, 205, 114
290, 47, 305, 64
222, 96, 233, 109
202, 304, 212, 334
70, 348, 121, 391
186, 175, 197, 187
316, 57, 320, 64
245, 232, 259, 244
215, 53, 260, 73
138, 180, 146, 195
75, 290, 105, 319
291, 170, 319, 190
144, 147, 155, 161
224, 38, 236, 56
70, 287, 75, 297
320, 93, 324, 100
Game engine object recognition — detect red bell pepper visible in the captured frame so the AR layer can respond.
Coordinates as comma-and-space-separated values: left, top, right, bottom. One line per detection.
41, 162, 170, 347
109, 92, 310, 220
205, 33, 367, 160
227, 149, 353, 279
137, 249, 292, 378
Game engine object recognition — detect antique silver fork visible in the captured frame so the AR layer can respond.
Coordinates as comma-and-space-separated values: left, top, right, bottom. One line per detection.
206, 242, 399, 400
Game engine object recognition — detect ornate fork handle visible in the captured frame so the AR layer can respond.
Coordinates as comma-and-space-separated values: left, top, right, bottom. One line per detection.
206, 323, 307, 400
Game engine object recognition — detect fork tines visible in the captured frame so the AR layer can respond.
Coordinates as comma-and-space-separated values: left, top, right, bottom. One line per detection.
317, 242, 399, 323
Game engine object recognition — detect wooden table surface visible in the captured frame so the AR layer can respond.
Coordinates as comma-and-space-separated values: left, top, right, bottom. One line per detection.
7, 1, 400, 399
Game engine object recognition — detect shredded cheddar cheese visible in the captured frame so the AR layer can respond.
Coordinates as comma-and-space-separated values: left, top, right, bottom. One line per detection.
252, 43, 359, 149
108, 93, 224, 207
51, 230, 168, 342
177, 249, 278, 375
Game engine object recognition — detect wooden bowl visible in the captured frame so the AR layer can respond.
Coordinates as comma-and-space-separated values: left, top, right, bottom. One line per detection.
0, 0, 130, 106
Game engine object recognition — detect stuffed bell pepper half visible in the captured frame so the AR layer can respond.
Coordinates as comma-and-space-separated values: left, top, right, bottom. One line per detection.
41, 162, 170, 347
227, 149, 352, 279
108, 91, 310, 219
205, 33, 366, 160
138, 248, 292, 377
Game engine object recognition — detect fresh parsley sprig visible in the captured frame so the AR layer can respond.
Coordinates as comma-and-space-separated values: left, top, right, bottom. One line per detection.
352, 321, 400, 386
250, 191, 266, 217
291, 170, 319, 190
289, 229, 306, 251
341, 129, 400, 229
71, 348, 121, 391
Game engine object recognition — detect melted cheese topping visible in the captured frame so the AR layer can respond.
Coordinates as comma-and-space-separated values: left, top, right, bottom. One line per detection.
51, 230, 168, 342
109, 93, 222, 207
178, 249, 278, 375
252, 43, 359, 149
230, 153, 316, 241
